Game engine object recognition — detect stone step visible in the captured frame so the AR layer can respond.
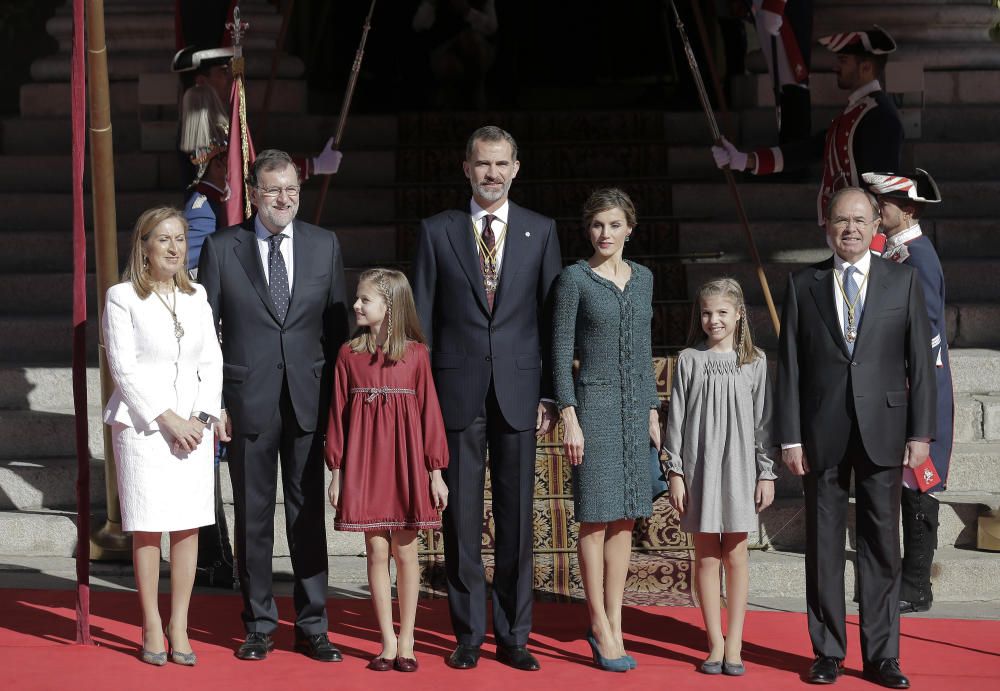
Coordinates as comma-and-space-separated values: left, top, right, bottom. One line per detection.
673, 181, 1000, 221
947, 443, 1000, 493
0, 114, 398, 156
0, 366, 102, 411
760, 491, 999, 551
748, 545, 1000, 601
31, 52, 304, 82
0, 408, 104, 460
677, 219, 1000, 261
950, 349, 1000, 395
0, 185, 395, 233
20, 78, 307, 117
955, 394, 1000, 443
0, 315, 97, 364
0, 457, 105, 511
683, 259, 1000, 304
813, 4, 999, 34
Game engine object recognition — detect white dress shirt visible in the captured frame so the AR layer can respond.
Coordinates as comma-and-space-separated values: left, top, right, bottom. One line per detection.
832, 250, 871, 335
470, 198, 509, 275
254, 216, 295, 289
847, 79, 883, 107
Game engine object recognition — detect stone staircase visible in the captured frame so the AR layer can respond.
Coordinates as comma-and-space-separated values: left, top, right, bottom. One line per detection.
2, 0, 1000, 603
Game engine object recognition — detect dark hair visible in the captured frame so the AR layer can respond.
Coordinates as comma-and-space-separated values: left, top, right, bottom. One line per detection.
466, 125, 518, 162
862, 53, 889, 79
582, 188, 638, 229
247, 149, 297, 188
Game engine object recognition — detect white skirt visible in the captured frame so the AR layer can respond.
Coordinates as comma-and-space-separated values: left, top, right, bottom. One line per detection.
112, 422, 215, 532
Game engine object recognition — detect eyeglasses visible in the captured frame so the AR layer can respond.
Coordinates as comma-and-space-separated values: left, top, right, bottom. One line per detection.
257, 186, 300, 198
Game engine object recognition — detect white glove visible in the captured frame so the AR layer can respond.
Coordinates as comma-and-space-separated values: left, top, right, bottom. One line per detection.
759, 9, 783, 37
311, 137, 342, 175
711, 137, 749, 172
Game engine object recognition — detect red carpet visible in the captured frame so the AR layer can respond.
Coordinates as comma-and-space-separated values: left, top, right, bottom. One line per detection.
0, 589, 998, 690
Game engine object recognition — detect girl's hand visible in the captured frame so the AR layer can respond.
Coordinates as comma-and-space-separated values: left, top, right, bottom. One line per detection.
755, 479, 775, 513
328, 471, 341, 511
561, 407, 585, 466
649, 408, 661, 449
668, 474, 687, 515
430, 469, 449, 512
157, 410, 203, 454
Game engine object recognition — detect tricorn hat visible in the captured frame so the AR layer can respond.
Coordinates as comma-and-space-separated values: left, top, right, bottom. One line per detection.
862, 169, 942, 204
171, 45, 235, 73
819, 25, 897, 56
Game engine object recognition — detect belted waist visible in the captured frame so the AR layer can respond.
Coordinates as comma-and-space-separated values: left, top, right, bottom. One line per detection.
350, 386, 417, 403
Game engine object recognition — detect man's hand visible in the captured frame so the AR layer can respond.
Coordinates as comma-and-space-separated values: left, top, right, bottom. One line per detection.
782, 446, 810, 476
711, 136, 749, 172
536, 400, 558, 438
759, 9, 783, 36
903, 440, 930, 469
311, 137, 343, 175
216, 409, 232, 443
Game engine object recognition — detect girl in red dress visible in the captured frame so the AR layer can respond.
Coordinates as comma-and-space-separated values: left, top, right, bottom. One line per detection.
325, 268, 449, 672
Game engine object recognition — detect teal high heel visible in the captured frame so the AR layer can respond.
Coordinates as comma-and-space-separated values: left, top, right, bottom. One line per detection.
586, 630, 630, 672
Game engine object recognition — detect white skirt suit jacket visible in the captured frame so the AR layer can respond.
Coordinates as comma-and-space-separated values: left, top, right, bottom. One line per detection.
102, 281, 223, 532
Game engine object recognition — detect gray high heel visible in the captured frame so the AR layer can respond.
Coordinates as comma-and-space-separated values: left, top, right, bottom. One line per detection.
140, 633, 167, 667
166, 631, 197, 666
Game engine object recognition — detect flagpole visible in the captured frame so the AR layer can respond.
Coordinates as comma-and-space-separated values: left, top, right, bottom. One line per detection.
86, 0, 130, 561
312, 0, 377, 226
669, 0, 780, 335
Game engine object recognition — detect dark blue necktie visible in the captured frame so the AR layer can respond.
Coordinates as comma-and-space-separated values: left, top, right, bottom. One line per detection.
843, 265, 862, 353
268, 233, 290, 322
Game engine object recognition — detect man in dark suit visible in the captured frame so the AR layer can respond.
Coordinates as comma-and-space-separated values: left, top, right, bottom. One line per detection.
776, 187, 936, 689
198, 149, 349, 662
411, 125, 562, 671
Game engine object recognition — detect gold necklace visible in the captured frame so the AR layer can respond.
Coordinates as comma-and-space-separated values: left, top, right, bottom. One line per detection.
152, 287, 184, 340
833, 267, 869, 343
472, 218, 507, 293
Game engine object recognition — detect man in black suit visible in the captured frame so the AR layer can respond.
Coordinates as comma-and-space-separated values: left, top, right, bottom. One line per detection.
776, 187, 936, 689
412, 125, 562, 671
198, 149, 349, 662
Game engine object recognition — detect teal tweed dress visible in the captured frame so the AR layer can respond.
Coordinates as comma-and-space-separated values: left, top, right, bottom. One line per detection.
551, 260, 661, 523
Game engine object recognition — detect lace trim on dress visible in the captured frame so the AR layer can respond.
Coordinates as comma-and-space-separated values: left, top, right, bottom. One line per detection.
349, 386, 417, 403
702, 359, 740, 376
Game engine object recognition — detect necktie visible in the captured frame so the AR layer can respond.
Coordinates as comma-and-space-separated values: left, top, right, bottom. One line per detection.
268, 233, 290, 322
843, 265, 861, 353
480, 214, 497, 311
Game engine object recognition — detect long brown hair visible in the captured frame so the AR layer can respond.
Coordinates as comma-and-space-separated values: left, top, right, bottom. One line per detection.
122, 206, 196, 299
349, 268, 425, 362
686, 277, 760, 366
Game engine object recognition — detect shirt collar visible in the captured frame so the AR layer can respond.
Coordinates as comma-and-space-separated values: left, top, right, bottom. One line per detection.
254, 215, 294, 241
200, 180, 230, 199
847, 80, 882, 106
885, 223, 923, 250
470, 198, 510, 227
833, 249, 872, 275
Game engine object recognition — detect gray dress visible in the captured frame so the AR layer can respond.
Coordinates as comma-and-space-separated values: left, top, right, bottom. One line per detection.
551, 260, 660, 523
663, 346, 777, 533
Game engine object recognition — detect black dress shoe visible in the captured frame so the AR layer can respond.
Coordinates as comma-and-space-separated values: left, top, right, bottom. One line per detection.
807, 656, 842, 684
235, 632, 274, 661
898, 599, 931, 614
446, 645, 481, 669
497, 645, 540, 671
294, 633, 343, 662
863, 658, 910, 689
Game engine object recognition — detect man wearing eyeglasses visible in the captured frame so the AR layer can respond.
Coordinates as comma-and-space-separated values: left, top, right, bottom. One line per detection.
198, 149, 350, 663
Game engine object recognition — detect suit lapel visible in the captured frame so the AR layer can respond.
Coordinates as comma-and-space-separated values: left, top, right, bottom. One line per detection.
493, 202, 526, 312
445, 211, 490, 315
286, 220, 307, 321
808, 258, 851, 359
233, 219, 281, 324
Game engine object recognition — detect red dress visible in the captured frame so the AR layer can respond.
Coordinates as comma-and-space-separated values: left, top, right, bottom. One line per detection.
325, 340, 449, 531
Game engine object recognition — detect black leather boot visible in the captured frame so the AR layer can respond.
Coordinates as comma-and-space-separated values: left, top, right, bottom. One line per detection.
899, 488, 939, 613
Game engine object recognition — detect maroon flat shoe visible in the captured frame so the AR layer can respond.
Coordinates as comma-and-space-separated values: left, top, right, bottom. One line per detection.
367, 656, 393, 671
394, 656, 418, 672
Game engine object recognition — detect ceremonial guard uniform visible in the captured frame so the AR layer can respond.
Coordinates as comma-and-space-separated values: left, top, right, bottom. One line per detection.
713, 26, 903, 225
185, 179, 226, 273
864, 169, 953, 614
752, 0, 813, 142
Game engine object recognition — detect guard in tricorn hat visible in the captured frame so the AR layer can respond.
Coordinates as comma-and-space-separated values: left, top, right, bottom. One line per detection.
712, 25, 903, 225
864, 168, 953, 617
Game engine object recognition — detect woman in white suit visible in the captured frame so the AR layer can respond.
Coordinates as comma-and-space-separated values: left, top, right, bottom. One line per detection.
102, 206, 223, 666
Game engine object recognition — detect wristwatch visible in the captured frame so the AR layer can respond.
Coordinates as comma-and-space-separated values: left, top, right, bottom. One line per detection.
195, 411, 212, 425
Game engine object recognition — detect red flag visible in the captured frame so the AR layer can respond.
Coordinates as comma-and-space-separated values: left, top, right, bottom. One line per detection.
224, 74, 255, 227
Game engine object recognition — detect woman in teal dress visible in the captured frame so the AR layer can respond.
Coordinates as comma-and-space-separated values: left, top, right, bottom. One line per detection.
551, 188, 660, 672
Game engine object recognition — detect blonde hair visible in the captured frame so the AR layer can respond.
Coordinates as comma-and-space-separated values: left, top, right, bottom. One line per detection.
349, 268, 425, 362
687, 277, 759, 366
122, 206, 196, 299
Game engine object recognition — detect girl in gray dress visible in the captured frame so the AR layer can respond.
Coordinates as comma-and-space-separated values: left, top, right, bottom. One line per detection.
663, 278, 776, 676
552, 188, 660, 672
